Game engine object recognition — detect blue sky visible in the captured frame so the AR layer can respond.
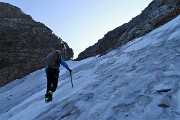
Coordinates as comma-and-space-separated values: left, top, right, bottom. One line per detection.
0, 0, 153, 58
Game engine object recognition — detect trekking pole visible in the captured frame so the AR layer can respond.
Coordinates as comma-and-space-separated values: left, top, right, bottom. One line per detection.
66, 71, 73, 87
70, 71, 73, 88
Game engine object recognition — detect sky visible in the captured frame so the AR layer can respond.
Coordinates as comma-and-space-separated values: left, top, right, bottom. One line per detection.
0, 0, 153, 58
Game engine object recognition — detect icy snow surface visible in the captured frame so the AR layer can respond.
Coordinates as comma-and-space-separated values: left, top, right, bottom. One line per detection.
0, 15, 180, 120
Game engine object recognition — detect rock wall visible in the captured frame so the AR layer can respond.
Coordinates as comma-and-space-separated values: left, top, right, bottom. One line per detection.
0, 3, 74, 87
77, 0, 180, 60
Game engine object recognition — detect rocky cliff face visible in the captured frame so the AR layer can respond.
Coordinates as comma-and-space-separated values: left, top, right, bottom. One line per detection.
0, 3, 74, 87
77, 0, 180, 60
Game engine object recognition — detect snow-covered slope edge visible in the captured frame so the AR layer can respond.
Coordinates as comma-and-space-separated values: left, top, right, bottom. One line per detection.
0, 15, 180, 120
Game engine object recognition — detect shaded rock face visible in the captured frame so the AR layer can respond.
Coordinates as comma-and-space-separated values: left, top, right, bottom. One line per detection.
0, 3, 74, 87
77, 0, 180, 60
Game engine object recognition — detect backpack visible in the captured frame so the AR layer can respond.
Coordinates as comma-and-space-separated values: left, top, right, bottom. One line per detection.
46, 50, 61, 69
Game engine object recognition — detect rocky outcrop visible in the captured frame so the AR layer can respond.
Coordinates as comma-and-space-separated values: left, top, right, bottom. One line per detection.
77, 0, 180, 60
0, 3, 74, 87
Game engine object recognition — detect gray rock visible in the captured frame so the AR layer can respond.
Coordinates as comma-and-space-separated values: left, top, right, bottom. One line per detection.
77, 0, 180, 60
0, 2, 74, 87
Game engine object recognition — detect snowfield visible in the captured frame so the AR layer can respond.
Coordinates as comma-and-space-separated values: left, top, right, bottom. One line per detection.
0, 15, 180, 120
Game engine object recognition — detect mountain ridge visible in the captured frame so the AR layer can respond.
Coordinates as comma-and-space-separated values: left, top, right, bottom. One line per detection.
77, 0, 180, 60
0, 2, 74, 87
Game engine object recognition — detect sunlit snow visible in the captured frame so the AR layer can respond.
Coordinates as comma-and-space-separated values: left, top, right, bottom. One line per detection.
0, 15, 180, 120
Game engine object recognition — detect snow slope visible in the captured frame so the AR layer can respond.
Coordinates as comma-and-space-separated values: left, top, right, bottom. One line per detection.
0, 15, 180, 120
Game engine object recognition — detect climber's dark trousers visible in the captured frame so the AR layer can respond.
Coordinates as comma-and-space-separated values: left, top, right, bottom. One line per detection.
46, 68, 59, 94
